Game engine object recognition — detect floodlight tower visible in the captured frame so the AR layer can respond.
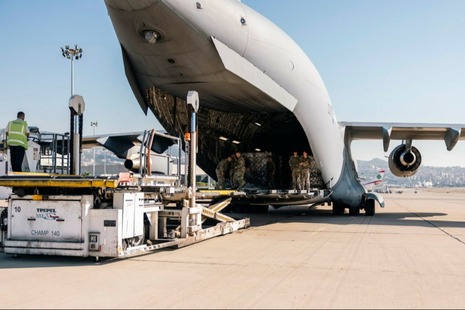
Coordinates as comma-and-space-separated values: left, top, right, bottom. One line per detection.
61, 44, 84, 175
61, 44, 83, 96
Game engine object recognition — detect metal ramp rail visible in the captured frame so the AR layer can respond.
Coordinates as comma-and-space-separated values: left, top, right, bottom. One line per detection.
31, 132, 70, 174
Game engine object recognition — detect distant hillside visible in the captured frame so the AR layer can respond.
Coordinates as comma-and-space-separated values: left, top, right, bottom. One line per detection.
357, 158, 465, 187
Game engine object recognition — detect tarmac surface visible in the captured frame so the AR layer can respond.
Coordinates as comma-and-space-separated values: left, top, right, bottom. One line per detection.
1, 188, 465, 309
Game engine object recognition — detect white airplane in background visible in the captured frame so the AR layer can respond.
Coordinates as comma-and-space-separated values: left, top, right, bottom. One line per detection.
362, 170, 385, 192
103, 0, 465, 216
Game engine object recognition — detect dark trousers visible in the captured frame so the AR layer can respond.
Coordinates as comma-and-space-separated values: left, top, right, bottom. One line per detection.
9, 145, 25, 172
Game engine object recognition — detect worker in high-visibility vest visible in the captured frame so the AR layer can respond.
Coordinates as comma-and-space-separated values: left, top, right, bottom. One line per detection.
5, 111, 30, 172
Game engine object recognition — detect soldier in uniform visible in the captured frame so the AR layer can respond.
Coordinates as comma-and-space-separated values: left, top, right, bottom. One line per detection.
215, 156, 232, 189
228, 154, 236, 188
299, 151, 312, 191
289, 151, 301, 190
232, 152, 246, 189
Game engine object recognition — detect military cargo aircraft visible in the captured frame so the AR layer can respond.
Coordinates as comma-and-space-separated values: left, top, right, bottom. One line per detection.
104, 0, 465, 215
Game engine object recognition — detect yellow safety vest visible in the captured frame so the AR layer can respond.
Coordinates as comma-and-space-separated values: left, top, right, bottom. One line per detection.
7, 120, 28, 150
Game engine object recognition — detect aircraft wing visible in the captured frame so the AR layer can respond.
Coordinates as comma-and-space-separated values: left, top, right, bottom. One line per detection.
81, 131, 178, 159
340, 122, 465, 152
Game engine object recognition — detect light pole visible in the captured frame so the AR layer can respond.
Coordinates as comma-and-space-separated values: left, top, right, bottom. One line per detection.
91, 121, 98, 175
61, 44, 83, 96
61, 44, 84, 175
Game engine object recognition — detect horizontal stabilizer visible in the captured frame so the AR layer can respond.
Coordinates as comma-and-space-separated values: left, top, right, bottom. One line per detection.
340, 122, 465, 151
82, 131, 178, 159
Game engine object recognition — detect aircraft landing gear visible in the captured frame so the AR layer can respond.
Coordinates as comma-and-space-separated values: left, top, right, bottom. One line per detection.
333, 199, 376, 216
364, 199, 375, 216
332, 204, 345, 215
349, 207, 360, 216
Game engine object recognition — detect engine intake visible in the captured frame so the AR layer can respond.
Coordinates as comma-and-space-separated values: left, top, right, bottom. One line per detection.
124, 158, 141, 172
388, 144, 422, 177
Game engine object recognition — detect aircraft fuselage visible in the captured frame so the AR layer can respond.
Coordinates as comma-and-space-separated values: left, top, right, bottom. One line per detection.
105, 0, 368, 210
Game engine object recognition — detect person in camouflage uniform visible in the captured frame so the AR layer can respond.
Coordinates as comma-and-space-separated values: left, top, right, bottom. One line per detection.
228, 154, 236, 188
299, 151, 312, 191
215, 156, 232, 189
232, 152, 246, 189
289, 151, 301, 190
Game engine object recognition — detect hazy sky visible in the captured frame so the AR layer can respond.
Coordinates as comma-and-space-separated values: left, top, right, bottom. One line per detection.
1, 0, 464, 166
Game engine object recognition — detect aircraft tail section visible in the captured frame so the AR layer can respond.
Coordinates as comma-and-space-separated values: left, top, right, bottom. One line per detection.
363, 169, 385, 191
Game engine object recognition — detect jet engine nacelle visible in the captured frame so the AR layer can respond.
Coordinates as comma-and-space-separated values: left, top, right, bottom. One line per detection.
388, 144, 422, 177
124, 153, 172, 175
124, 158, 140, 172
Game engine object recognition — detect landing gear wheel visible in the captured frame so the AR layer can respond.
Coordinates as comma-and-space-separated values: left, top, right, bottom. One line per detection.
349, 208, 360, 216
332, 204, 345, 215
365, 199, 375, 216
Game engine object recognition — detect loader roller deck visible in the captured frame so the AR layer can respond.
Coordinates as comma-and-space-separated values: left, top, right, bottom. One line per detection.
0, 174, 119, 189
0, 174, 332, 210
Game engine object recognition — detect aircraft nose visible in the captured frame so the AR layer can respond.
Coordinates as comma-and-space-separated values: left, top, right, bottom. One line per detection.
104, 0, 158, 11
